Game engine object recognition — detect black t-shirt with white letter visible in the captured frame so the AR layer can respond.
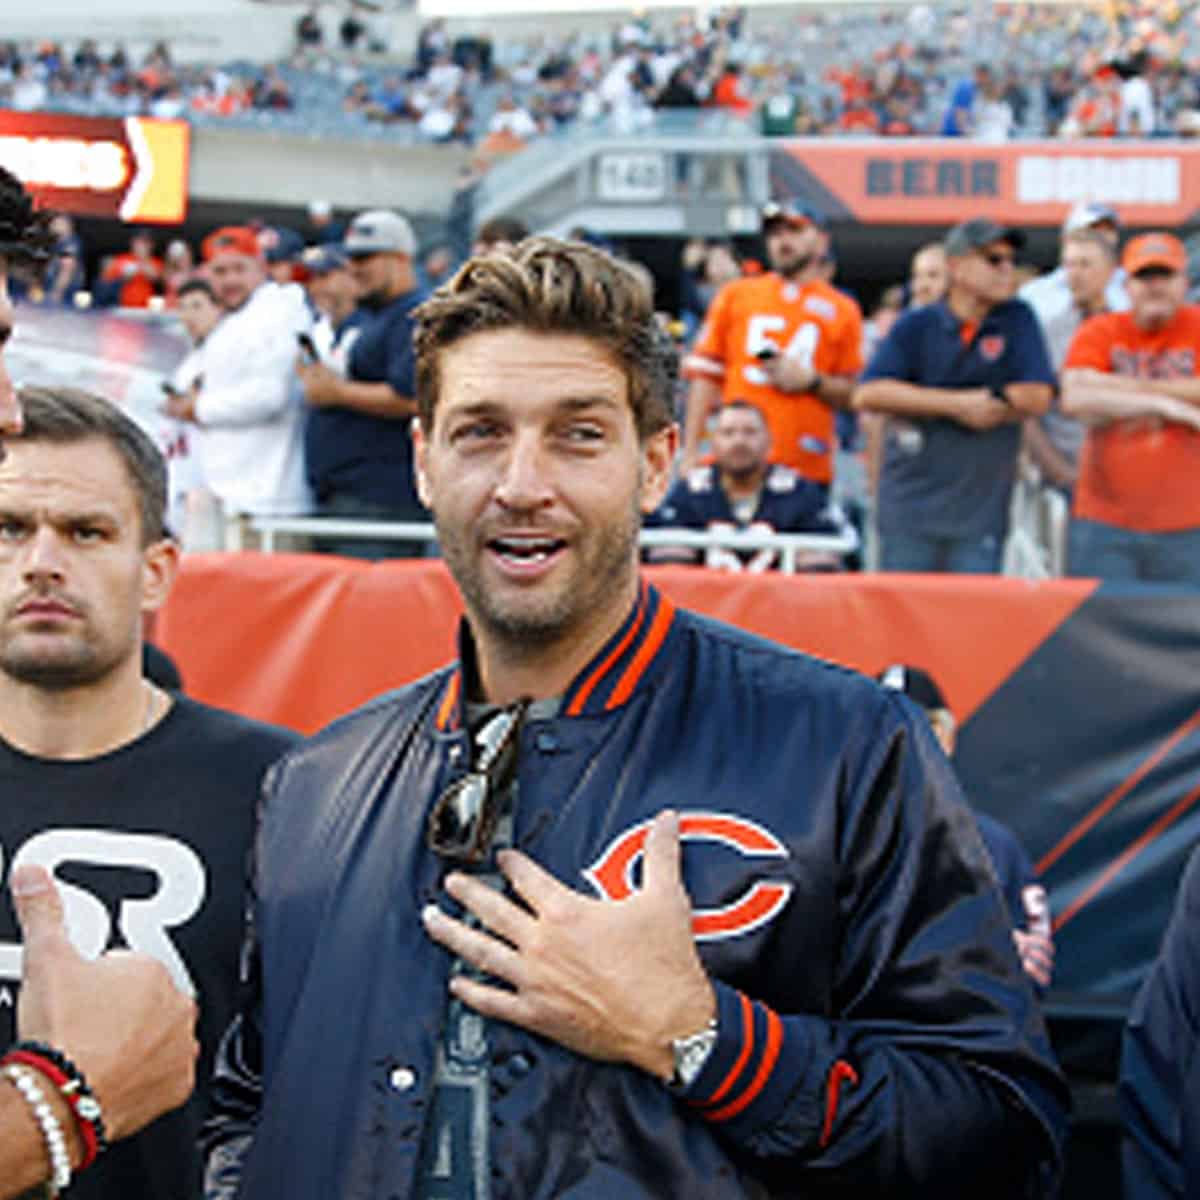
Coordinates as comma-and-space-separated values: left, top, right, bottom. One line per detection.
0, 695, 297, 1200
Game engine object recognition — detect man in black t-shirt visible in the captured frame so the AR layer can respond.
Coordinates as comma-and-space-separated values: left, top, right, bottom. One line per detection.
297, 207, 429, 558
0, 387, 297, 1199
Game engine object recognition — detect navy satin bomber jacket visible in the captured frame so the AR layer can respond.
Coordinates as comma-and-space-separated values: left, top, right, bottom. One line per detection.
203, 583, 1068, 1199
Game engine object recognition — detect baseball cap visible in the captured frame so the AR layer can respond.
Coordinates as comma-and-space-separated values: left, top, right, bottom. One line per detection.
342, 209, 417, 259
761, 199, 824, 231
261, 226, 305, 265
944, 218, 1025, 258
201, 226, 261, 263
1122, 232, 1187, 275
302, 245, 349, 275
876, 664, 948, 712
1062, 202, 1121, 235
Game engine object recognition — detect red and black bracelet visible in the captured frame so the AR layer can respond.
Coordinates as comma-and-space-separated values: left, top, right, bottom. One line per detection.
2, 1040, 109, 1170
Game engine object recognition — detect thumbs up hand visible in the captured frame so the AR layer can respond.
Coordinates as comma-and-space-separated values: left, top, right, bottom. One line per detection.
13, 864, 199, 1141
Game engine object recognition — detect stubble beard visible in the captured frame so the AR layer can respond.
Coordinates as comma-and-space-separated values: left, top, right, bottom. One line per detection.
0, 634, 123, 691
0, 600, 131, 691
720, 457, 763, 485
776, 252, 814, 281
436, 500, 642, 657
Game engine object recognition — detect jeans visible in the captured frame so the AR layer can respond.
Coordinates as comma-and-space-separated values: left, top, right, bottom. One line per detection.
879, 530, 1004, 574
1068, 519, 1200, 585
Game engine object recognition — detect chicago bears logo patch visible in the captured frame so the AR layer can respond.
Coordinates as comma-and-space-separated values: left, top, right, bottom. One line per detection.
978, 334, 1005, 362
583, 812, 793, 941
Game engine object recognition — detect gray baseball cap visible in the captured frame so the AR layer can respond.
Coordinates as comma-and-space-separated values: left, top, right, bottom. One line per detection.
343, 209, 417, 258
944, 217, 1026, 258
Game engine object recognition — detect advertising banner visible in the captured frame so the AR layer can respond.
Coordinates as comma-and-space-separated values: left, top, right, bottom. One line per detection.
0, 110, 189, 224
772, 139, 1200, 227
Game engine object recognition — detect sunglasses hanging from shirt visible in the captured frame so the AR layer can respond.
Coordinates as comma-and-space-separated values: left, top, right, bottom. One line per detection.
427, 698, 531, 865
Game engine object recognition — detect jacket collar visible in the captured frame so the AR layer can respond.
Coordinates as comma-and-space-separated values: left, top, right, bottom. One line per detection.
434, 581, 677, 732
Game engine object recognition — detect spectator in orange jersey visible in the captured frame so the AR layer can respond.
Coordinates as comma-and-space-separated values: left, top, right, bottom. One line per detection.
1061, 232, 1200, 584
99, 228, 162, 308
681, 199, 864, 489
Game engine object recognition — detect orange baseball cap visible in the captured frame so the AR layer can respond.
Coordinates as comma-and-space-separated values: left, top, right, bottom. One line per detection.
1122, 232, 1187, 275
201, 226, 262, 263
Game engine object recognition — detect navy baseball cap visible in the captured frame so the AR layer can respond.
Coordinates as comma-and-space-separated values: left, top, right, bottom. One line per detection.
262, 226, 305, 265
302, 245, 349, 275
876, 664, 948, 712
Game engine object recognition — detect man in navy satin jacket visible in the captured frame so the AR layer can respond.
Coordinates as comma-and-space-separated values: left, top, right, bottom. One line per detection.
203, 238, 1068, 1199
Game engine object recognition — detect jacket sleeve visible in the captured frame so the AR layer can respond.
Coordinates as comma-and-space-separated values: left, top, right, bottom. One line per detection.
676, 696, 1069, 1196
200, 764, 279, 1198
1120, 846, 1200, 1200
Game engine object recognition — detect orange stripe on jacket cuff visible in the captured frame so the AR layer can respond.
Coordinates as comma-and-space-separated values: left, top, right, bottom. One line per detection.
703, 1006, 783, 1123
692, 991, 755, 1109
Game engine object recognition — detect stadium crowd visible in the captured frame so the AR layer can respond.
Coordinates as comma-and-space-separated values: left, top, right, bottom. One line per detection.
8, 2, 1200, 143
17, 173, 1200, 588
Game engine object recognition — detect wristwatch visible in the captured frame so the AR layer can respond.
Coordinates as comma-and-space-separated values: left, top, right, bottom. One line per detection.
809, 371, 824, 394
669, 1018, 719, 1091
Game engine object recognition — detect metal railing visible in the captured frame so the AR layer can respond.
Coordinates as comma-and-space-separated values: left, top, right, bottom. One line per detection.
224, 515, 859, 574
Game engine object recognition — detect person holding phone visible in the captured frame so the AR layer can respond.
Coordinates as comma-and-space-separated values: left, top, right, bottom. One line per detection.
296, 331, 320, 364
853, 218, 1055, 574
296, 209, 429, 559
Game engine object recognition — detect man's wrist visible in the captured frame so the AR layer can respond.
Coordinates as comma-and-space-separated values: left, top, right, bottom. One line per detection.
645, 978, 718, 1083
667, 1016, 719, 1091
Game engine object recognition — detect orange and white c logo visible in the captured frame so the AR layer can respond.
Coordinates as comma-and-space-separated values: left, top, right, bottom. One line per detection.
583, 811, 793, 942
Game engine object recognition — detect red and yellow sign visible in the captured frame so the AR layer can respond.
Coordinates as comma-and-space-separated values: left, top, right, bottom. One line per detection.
0, 110, 189, 224
774, 139, 1200, 227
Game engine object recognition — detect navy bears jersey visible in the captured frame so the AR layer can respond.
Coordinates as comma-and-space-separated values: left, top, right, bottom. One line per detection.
646, 463, 851, 570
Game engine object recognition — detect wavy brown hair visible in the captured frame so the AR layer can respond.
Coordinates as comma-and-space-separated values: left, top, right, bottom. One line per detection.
413, 237, 676, 439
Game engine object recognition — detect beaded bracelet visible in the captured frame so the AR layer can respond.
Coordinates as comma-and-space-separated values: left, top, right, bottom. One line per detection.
2, 1062, 72, 1195
4, 1041, 109, 1169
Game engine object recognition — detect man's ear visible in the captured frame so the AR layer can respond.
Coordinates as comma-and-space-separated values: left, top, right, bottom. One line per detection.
141, 537, 181, 615
412, 415, 432, 510
640, 423, 679, 514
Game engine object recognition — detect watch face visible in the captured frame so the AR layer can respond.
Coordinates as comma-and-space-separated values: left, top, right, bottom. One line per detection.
673, 1027, 718, 1089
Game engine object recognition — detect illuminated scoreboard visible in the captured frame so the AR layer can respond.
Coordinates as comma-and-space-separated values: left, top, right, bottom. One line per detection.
0, 111, 190, 224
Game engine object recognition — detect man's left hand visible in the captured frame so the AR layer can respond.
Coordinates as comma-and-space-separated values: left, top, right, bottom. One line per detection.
296, 360, 343, 406
422, 809, 716, 1081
